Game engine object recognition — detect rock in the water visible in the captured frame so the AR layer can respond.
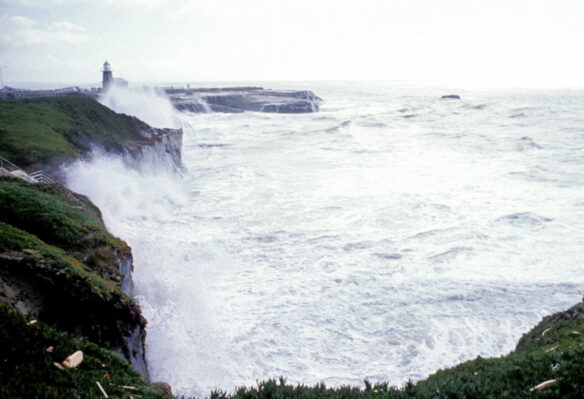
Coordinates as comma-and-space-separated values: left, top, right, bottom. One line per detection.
167, 87, 322, 114
441, 94, 461, 99
62, 350, 83, 368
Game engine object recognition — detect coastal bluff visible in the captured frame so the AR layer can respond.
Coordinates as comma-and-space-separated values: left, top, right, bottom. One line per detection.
0, 94, 179, 397
166, 86, 322, 114
0, 95, 183, 175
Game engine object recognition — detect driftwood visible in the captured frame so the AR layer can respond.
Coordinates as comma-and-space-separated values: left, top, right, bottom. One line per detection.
530, 379, 557, 392
62, 350, 83, 368
96, 381, 109, 398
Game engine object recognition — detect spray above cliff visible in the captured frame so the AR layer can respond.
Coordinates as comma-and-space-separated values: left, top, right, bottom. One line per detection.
99, 84, 179, 129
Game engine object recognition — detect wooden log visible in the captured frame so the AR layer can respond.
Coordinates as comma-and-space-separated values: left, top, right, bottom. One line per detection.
62, 350, 83, 368
530, 379, 557, 392
96, 381, 109, 398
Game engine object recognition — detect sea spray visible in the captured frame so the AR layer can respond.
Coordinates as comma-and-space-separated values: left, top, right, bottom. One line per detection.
65, 83, 584, 397
99, 84, 179, 129
64, 150, 235, 395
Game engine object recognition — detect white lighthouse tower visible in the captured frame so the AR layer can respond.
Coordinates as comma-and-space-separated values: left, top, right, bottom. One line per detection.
102, 61, 113, 89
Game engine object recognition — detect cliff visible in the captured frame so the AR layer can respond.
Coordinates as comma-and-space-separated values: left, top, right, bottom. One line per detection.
0, 304, 166, 398
0, 177, 149, 378
0, 94, 178, 397
166, 87, 322, 114
0, 95, 182, 174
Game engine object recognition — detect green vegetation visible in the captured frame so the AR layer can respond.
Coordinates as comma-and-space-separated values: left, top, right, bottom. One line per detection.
2, 93, 583, 398
0, 304, 165, 399
0, 95, 147, 170
206, 300, 584, 399
0, 176, 129, 284
0, 219, 126, 305
0, 96, 158, 397
0, 177, 148, 395
0, 215, 144, 358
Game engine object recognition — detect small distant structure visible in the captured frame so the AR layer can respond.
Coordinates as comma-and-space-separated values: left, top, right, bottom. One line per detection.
102, 61, 113, 89
55, 87, 81, 94
102, 61, 129, 90
0, 65, 7, 89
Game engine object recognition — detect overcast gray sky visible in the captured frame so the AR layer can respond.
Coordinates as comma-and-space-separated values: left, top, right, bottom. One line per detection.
1, 0, 583, 87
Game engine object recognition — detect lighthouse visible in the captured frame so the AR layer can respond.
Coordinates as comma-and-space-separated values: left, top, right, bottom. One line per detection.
102, 61, 113, 89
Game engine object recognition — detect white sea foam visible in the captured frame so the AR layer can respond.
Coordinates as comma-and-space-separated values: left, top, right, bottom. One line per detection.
66, 83, 584, 397
99, 84, 179, 129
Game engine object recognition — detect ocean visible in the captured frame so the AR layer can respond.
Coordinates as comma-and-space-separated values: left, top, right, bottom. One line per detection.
65, 81, 584, 397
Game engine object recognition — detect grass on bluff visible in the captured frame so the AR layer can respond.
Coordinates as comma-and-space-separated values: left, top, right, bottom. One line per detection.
0, 95, 145, 169
0, 220, 127, 304
0, 305, 165, 399
0, 176, 129, 286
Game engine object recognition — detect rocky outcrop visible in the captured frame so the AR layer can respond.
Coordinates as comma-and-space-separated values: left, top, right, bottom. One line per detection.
119, 256, 134, 296
0, 95, 183, 176
0, 178, 150, 380
167, 87, 322, 114
441, 94, 461, 99
0, 94, 184, 387
0, 304, 163, 398
123, 126, 183, 172
0, 240, 149, 380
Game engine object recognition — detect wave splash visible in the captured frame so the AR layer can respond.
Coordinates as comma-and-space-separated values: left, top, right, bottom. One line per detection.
63, 83, 584, 397
99, 84, 179, 129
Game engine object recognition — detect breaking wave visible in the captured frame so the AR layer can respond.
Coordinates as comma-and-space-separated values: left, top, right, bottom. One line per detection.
65, 82, 584, 397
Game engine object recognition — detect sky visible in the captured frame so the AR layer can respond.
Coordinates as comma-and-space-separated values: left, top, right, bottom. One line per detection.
0, 0, 583, 87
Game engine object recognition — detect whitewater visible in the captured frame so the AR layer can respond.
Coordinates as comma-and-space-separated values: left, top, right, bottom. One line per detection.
65, 82, 584, 397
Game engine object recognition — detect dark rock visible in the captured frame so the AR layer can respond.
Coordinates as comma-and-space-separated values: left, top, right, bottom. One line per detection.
167, 87, 322, 114
441, 94, 461, 99
152, 381, 173, 397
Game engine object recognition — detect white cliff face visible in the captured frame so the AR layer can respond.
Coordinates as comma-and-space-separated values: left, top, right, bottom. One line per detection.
122, 128, 183, 173
97, 85, 184, 173
119, 256, 134, 297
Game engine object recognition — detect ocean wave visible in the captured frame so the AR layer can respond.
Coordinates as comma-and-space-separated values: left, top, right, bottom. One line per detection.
516, 136, 542, 151
429, 246, 475, 262
325, 120, 352, 132
372, 253, 403, 260
494, 212, 552, 229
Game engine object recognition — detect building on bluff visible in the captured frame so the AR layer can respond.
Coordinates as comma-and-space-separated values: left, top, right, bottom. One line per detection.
102, 60, 128, 90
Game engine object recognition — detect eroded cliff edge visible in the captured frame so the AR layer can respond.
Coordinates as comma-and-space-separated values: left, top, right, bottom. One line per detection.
0, 94, 183, 174
0, 94, 182, 389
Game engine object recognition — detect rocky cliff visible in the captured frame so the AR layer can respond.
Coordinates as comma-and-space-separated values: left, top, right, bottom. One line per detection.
166, 86, 322, 114
122, 124, 183, 172
0, 178, 150, 379
0, 94, 181, 393
0, 95, 183, 174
